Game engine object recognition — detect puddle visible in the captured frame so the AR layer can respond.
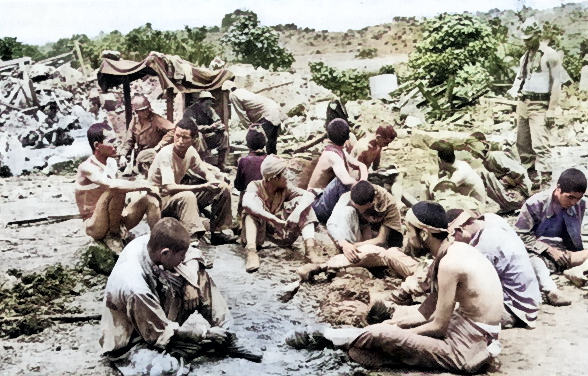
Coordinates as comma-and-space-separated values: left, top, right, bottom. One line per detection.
194, 244, 361, 375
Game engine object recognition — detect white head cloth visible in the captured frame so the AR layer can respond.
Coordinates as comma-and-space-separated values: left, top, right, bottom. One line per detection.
261, 154, 287, 180
405, 208, 448, 234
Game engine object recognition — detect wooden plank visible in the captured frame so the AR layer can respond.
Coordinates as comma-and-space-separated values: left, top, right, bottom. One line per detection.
0, 313, 101, 323
254, 81, 294, 94
35, 51, 74, 65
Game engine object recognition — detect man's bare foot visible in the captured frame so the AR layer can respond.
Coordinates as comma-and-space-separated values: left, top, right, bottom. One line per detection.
545, 290, 572, 306
297, 263, 323, 282
564, 267, 588, 288
102, 234, 124, 254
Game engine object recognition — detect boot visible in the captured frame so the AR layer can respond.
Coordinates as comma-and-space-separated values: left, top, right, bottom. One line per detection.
245, 248, 260, 273
216, 148, 229, 172
304, 238, 323, 263
545, 289, 571, 306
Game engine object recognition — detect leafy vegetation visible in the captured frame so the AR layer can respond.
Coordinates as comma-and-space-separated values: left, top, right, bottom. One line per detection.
355, 48, 378, 59
220, 14, 294, 71
408, 13, 498, 87
0, 243, 113, 338
309, 62, 373, 101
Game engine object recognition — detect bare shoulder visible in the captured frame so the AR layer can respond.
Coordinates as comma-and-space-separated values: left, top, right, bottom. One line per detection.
439, 242, 478, 271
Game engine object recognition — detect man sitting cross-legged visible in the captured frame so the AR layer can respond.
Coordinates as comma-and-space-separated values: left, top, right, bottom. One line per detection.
75, 122, 161, 253
308, 118, 368, 224
326, 180, 403, 264
287, 201, 503, 374
148, 119, 235, 245
241, 155, 319, 272
100, 218, 261, 376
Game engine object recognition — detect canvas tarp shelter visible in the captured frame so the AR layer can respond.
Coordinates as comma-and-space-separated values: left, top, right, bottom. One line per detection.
97, 51, 234, 126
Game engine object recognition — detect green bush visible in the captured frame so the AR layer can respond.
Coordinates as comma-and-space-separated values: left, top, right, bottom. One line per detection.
355, 48, 378, 59
220, 14, 294, 71
408, 13, 498, 86
309, 62, 372, 101
378, 65, 396, 75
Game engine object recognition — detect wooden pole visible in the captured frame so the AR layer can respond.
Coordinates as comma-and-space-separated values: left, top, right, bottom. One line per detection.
123, 79, 132, 129
73, 40, 88, 84
166, 88, 174, 122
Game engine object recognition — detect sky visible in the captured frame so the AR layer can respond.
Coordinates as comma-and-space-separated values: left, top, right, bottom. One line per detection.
0, 0, 585, 45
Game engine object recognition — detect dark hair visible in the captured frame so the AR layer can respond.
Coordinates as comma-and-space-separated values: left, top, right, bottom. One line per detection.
147, 218, 190, 253
430, 140, 455, 164
175, 118, 198, 137
87, 122, 112, 152
445, 208, 465, 224
350, 181, 375, 205
376, 124, 397, 140
558, 168, 587, 193
412, 201, 448, 239
326, 118, 350, 146
246, 127, 267, 150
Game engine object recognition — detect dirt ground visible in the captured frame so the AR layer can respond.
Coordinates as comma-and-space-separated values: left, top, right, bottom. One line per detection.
1, 127, 588, 376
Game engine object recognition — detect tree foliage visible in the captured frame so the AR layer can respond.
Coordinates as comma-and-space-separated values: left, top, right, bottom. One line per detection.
220, 14, 294, 71
221, 9, 257, 30
408, 13, 499, 86
0, 37, 44, 61
309, 62, 372, 101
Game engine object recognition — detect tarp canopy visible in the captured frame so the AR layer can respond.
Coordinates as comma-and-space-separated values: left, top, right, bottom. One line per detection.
97, 51, 234, 93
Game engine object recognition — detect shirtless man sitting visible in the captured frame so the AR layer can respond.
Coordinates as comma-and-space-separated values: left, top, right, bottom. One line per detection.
350, 124, 397, 171
75, 123, 161, 253
287, 201, 503, 374
309, 118, 368, 224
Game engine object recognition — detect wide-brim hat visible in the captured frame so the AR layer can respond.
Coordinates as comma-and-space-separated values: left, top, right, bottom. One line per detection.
518, 17, 541, 40
222, 80, 236, 91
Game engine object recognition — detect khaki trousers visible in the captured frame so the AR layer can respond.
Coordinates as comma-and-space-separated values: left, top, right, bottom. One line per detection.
516, 100, 551, 172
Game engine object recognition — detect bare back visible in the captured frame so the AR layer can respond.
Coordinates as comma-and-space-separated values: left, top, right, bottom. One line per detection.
438, 242, 504, 325
307, 151, 337, 189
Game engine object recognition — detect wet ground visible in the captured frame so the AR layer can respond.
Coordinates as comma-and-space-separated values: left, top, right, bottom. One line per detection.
2, 129, 588, 375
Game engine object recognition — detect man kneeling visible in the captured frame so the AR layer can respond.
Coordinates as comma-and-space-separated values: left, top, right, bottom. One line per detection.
287, 202, 503, 374
100, 218, 261, 375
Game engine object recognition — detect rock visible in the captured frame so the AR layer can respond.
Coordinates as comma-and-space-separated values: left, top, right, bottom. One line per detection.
410, 130, 434, 149
404, 115, 422, 128
580, 65, 588, 91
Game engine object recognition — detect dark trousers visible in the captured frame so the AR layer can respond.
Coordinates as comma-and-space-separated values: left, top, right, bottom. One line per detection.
312, 178, 350, 224
260, 119, 281, 155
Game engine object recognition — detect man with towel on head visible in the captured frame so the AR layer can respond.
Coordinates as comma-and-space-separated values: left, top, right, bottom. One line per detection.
241, 155, 319, 272
287, 201, 503, 374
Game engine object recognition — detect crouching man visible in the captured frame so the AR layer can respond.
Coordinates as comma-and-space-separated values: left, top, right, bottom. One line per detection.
287, 202, 503, 374
100, 218, 261, 376
241, 155, 319, 272
327, 181, 403, 264
75, 122, 161, 253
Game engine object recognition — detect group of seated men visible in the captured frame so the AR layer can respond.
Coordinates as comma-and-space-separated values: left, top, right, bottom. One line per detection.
76, 85, 588, 374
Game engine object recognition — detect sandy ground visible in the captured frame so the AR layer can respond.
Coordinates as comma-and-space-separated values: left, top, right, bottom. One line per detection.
1, 128, 588, 376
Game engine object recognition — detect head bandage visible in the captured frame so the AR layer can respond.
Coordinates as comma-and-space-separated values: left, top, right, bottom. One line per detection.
405, 208, 448, 234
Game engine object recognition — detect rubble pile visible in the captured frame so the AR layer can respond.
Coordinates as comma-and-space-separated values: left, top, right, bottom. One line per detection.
0, 59, 99, 176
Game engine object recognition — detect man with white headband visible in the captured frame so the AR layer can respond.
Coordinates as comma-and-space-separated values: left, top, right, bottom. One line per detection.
241, 155, 319, 272
287, 201, 504, 374
448, 209, 541, 328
